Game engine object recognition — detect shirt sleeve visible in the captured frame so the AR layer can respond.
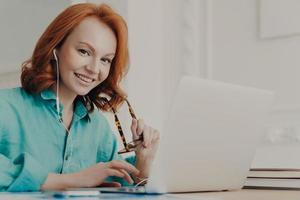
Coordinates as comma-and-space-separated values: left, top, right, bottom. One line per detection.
0, 153, 49, 192
0, 100, 49, 192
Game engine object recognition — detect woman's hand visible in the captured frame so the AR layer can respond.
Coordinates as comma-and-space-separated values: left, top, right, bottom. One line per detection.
131, 118, 160, 179
41, 160, 139, 190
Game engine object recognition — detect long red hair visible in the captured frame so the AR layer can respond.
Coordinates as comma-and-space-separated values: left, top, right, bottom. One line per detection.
21, 3, 129, 112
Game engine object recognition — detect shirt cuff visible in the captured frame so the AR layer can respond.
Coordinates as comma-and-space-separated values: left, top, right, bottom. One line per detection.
125, 155, 136, 166
7, 153, 49, 192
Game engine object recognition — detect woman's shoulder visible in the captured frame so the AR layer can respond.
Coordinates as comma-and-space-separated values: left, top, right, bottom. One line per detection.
0, 87, 31, 102
0, 87, 34, 116
0, 88, 25, 127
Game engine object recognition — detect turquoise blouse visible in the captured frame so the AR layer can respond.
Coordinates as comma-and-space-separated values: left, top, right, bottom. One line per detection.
0, 87, 134, 192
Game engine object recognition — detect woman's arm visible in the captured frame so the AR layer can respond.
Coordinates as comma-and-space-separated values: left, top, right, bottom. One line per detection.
131, 118, 160, 182
41, 160, 139, 190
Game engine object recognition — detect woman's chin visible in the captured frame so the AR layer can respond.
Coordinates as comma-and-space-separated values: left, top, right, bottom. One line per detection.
74, 88, 91, 96
71, 83, 97, 96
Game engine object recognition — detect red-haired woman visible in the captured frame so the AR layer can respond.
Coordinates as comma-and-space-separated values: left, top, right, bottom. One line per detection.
0, 3, 159, 191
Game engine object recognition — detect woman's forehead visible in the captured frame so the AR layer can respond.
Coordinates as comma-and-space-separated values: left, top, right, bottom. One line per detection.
64, 17, 117, 54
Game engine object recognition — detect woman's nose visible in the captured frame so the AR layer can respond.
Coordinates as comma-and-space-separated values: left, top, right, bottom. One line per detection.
85, 59, 100, 74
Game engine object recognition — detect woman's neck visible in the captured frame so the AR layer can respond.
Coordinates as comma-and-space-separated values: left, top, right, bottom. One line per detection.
51, 84, 77, 130
52, 84, 77, 114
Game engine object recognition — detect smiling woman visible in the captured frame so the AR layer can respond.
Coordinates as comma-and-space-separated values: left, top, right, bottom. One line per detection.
0, 3, 160, 192
59, 17, 116, 90
21, 4, 128, 112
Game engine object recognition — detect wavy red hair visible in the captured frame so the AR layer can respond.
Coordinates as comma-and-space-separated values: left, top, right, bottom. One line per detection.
21, 3, 129, 111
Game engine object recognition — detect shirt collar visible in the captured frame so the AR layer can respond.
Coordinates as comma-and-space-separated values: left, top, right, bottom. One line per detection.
40, 89, 91, 122
74, 100, 91, 122
40, 88, 57, 101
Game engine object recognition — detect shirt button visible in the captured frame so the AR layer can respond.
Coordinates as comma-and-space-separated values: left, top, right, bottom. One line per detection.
65, 155, 69, 161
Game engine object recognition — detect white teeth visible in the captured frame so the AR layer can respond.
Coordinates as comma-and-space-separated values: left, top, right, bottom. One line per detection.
75, 73, 94, 83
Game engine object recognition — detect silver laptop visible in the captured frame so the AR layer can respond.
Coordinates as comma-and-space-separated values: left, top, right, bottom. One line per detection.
77, 76, 274, 194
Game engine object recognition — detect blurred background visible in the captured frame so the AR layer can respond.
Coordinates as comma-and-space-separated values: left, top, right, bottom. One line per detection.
1, 0, 300, 160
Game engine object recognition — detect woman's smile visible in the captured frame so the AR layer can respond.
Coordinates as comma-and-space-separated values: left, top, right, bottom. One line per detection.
74, 72, 96, 85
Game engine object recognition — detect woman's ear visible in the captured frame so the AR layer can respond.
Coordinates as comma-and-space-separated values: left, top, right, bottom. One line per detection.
53, 49, 58, 62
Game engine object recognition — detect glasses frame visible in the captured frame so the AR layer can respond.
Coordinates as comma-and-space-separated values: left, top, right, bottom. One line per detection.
102, 98, 143, 154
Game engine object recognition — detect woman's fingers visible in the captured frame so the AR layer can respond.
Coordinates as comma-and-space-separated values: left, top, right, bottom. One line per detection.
142, 125, 150, 147
120, 169, 134, 184
136, 119, 144, 136
133, 119, 161, 148
106, 168, 125, 178
150, 129, 155, 144
131, 118, 138, 139
107, 160, 140, 176
106, 161, 137, 184
99, 182, 122, 187
152, 129, 160, 143
106, 168, 133, 184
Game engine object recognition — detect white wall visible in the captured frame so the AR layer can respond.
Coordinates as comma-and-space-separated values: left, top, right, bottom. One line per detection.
144, 0, 300, 146
212, 0, 300, 107
0, 0, 70, 88
96, 0, 300, 161
209, 0, 300, 143
1, 0, 300, 156
126, 0, 164, 130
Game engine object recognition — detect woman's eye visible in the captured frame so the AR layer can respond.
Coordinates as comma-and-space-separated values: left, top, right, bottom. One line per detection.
101, 58, 112, 65
78, 49, 90, 56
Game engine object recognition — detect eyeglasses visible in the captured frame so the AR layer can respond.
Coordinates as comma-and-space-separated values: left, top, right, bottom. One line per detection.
101, 97, 143, 154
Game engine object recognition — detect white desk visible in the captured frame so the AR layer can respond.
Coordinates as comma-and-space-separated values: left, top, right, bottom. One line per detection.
177, 189, 300, 200
1, 189, 299, 199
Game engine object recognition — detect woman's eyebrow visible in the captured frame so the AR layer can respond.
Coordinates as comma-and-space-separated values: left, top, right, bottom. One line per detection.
105, 53, 115, 57
78, 41, 96, 53
78, 41, 115, 57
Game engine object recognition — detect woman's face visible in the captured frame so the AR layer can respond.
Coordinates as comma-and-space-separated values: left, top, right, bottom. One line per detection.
56, 16, 117, 96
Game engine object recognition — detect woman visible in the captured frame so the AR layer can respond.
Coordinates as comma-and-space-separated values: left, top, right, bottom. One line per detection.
0, 3, 159, 191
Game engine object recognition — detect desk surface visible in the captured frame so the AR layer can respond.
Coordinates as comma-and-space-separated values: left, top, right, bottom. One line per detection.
1, 189, 300, 199
177, 189, 300, 200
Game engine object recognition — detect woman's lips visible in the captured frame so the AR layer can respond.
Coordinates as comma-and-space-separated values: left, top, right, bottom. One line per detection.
74, 73, 95, 83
